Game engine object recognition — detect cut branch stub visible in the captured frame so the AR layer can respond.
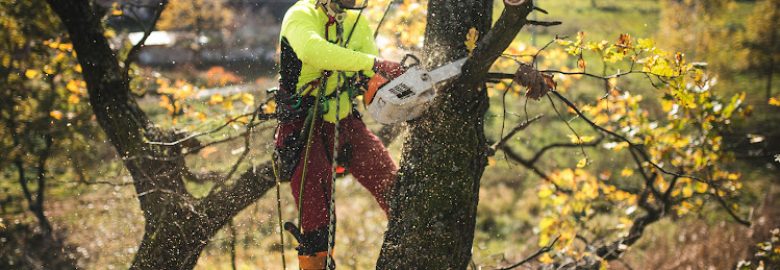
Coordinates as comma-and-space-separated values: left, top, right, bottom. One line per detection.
514, 63, 556, 100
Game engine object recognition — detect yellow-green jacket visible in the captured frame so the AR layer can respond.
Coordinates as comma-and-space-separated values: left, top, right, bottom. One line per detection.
278, 0, 378, 122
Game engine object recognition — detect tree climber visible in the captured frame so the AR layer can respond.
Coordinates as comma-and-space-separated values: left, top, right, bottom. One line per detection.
273, 0, 403, 269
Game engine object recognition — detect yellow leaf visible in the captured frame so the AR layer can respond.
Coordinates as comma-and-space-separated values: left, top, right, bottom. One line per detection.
43, 65, 55, 75
569, 134, 595, 144
538, 216, 555, 231
74, 64, 82, 73
769, 97, 780, 107
57, 43, 73, 52
538, 253, 554, 264
25, 69, 39, 79
66, 80, 81, 93
49, 110, 63, 120
682, 186, 693, 197
464, 27, 478, 55
209, 94, 224, 105
222, 99, 234, 110
67, 94, 80, 104
577, 58, 586, 70
576, 158, 587, 168
694, 182, 708, 193
263, 100, 277, 114
196, 112, 207, 121
240, 93, 255, 106
1, 54, 10, 67
111, 3, 123, 16
538, 185, 553, 199
620, 168, 634, 177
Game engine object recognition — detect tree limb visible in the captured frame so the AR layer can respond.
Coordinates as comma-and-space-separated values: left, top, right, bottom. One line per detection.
123, 0, 168, 77
496, 236, 559, 270
459, 0, 537, 89
489, 114, 543, 155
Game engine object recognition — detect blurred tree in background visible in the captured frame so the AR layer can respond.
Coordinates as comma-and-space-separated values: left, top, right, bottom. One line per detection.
742, 0, 779, 100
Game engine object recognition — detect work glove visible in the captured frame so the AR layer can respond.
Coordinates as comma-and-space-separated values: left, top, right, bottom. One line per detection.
372, 58, 405, 78
365, 58, 405, 106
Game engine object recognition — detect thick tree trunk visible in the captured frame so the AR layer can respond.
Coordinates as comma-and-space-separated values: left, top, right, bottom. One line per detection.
377, 1, 492, 269
378, 1, 535, 268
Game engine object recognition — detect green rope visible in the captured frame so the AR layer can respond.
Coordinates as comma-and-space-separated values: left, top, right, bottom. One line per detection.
270, 153, 287, 269
297, 75, 328, 227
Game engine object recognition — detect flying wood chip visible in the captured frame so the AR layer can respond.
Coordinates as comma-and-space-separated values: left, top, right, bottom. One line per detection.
513, 63, 556, 100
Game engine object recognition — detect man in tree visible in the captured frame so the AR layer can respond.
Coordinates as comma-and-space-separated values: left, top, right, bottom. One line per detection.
274, 0, 404, 268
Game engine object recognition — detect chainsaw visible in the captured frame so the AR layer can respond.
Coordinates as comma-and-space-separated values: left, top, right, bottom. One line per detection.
367, 54, 467, 124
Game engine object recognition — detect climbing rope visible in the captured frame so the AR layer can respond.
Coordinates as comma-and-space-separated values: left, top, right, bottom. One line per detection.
270, 151, 287, 269
374, 0, 400, 39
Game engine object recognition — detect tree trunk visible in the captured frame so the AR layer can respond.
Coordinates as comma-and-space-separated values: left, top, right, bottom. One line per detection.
378, 1, 536, 268
377, 1, 492, 269
44, 1, 279, 268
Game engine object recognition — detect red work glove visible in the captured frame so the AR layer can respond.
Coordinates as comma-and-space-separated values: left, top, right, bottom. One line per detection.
365, 58, 404, 106
373, 58, 405, 78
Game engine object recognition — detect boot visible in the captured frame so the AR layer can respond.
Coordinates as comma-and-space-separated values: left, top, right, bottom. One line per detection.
298, 251, 328, 270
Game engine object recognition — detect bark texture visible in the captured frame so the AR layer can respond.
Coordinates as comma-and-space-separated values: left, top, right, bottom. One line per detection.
377, 1, 535, 268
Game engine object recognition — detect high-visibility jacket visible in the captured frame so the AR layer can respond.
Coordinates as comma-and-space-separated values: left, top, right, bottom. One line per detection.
279, 0, 378, 123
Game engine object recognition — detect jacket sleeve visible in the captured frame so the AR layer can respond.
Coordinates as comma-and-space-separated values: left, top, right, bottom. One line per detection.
352, 15, 379, 77
282, 7, 376, 72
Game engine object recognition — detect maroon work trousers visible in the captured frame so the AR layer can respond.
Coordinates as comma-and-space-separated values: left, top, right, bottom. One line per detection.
275, 115, 397, 233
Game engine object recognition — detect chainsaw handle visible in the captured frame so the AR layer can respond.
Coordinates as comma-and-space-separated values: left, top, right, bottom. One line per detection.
400, 54, 421, 69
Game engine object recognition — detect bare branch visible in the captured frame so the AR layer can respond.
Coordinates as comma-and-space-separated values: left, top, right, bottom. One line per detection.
528, 135, 604, 164
207, 100, 267, 197
496, 236, 560, 270
526, 20, 562, 27
489, 114, 543, 154
500, 145, 570, 193
710, 189, 752, 226
146, 95, 276, 147
123, 0, 168, 77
